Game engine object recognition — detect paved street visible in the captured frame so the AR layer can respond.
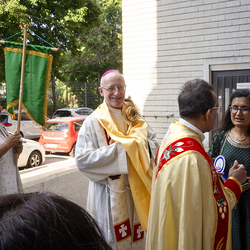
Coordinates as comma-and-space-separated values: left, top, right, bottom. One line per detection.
20, 154, 89, 209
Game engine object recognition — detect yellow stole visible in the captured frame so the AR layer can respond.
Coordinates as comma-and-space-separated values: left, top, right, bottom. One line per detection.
95, 100, 152, 230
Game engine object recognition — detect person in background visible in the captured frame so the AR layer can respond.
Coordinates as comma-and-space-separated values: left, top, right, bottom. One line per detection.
146, 79, 248, 250
0, 192, 112, 250
0, 104, 23, 195
75, 70, 159, 249
208, 89, 250, 250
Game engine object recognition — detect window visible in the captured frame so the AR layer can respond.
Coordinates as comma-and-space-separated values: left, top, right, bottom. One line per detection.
74, 120, 84, 131
44, 122, 69, 132
75, 108, 93, 116
53, 111, 71, 117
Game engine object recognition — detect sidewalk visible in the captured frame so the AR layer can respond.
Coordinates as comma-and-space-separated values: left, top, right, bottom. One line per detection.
20, 157, 78, 188
20, 156, 89, 208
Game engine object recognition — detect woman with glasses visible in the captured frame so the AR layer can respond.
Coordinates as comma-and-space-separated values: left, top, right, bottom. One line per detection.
208, 89, 250, 250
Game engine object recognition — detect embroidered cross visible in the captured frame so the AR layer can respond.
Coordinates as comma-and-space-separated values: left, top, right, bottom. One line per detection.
119, 224, 127, 237
137, 225, 142, 238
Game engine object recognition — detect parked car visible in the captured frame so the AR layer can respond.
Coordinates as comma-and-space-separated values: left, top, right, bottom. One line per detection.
0, 111, 42, 139
38, 117, 86, 157
52, 107, 94, 118
18, 138, 46, 168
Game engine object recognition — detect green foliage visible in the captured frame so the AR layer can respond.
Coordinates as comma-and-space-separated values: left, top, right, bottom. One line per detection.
62, 0, 122, 108
0, 0, 122, 111
0, 0, 101, 82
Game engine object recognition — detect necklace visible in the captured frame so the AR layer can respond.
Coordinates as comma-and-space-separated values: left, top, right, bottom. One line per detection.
231, 129, 247, 142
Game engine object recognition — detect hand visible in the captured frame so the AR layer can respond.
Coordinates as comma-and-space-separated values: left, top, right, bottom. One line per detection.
242, 177, 250, 192
214, 165, 224, 177
228, 160, 247, 184
4, 133, 22, 149
13, 141, 23, 155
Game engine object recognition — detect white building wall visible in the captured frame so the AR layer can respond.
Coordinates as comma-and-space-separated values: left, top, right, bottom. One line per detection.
122, 0, 250, 144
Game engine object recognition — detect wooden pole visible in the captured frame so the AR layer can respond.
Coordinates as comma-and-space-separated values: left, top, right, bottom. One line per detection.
14, 25, 28, 165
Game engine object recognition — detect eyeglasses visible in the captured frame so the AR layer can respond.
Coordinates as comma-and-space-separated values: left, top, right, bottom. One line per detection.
229, 106, 250, 115
101, 86, 126, 93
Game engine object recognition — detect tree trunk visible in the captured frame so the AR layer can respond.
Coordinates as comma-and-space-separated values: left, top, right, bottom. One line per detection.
97, 50, 101, 105
51, 71, 57, 111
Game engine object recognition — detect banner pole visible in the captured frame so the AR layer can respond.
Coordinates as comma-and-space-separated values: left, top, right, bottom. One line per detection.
15, 25, 28, 165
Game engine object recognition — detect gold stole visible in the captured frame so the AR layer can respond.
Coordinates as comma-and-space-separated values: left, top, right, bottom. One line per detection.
95, 100, 152, 230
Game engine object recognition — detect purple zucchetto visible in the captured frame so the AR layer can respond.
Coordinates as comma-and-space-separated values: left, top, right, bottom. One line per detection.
101, 70, 122, 78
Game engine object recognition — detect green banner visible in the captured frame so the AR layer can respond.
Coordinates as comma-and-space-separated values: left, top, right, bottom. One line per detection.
3, 41, 53, 127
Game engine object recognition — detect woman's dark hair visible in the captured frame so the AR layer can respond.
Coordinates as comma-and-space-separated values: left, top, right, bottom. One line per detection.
220, 89, 250, 134
0, 192, 112, 250
178, 79, 216, 119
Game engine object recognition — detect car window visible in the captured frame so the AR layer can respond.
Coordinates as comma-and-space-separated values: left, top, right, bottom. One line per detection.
75, 109, 93, 115
53, 110, 71, 117
44, 122, 69, 132
14, 112, 31, 121
0, 114, 8, 123
74, 120, 84, 131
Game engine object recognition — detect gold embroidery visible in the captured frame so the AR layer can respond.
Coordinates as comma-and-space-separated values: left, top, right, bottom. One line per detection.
216, 237, 224, 250
3, 47, 51, 59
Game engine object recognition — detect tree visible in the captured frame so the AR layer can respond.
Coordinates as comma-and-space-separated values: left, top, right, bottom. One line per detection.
0, 0, 101, 110
62, 0, 122, 109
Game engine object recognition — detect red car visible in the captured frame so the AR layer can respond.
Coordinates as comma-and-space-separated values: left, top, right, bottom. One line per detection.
39, 117, 85, 157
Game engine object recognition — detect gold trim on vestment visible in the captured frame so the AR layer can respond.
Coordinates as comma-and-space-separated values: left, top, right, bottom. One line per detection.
114, 218, 130, 227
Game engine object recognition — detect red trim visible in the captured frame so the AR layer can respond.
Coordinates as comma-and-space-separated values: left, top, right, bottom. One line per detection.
154, 147, 160, 165
114, 219, 132, 242
224, 178, 242, 200
133, 224, 144, 242
104, 129, 111, 145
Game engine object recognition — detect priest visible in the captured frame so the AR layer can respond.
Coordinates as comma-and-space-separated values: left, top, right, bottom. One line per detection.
75, 70, 159, 250
146, 79, 248, 250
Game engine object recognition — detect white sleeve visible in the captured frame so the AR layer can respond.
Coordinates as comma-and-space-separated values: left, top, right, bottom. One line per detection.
147, 123, 159, 160
75, 118, 128, 183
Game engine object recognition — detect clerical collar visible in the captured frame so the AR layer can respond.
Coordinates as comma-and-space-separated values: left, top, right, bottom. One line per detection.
179, 118, 205, 141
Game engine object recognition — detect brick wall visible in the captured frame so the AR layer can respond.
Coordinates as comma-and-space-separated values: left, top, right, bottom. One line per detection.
123, 0, 250, 143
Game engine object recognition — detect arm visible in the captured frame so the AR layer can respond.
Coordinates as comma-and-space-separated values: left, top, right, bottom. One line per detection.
146, 122, 159, 161
75, 119, 129, 183
223, 159, 247, 198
